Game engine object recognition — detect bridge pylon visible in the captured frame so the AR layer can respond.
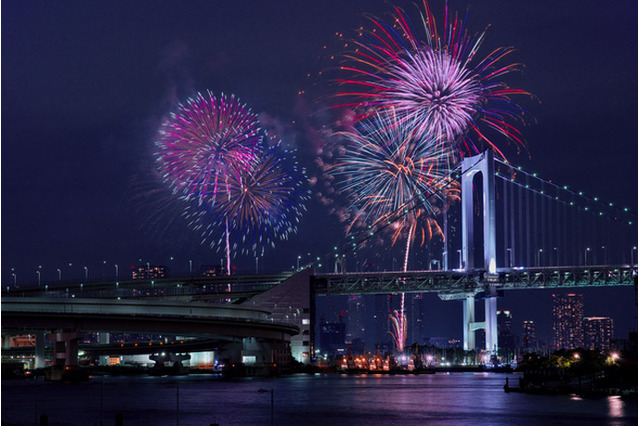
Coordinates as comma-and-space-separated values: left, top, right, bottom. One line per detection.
460, 151, 498, 356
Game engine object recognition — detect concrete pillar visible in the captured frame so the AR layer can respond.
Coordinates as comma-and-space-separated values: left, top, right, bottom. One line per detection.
462, 297, 475, 351
54, 329, 81, 368
2, 333, 11, 350
98, 332, 110, 366
35, 330, 46, 369
485, 297, 498, 355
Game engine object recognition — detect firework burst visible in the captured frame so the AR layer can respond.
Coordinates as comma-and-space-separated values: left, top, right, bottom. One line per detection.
187, 137, 310, 257
335, 1, 530, 158
330, 110, 454, 253
330, 110, 455, 351
154, 91, 260, 205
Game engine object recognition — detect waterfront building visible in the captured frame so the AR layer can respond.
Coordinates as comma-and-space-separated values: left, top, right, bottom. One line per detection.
552, 293, 584, 350
583, 316, 614, 351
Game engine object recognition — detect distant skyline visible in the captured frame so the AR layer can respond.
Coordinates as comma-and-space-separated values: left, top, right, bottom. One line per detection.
2, 1, 637, 338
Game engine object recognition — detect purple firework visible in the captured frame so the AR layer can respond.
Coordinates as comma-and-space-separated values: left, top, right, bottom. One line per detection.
186, 137, 310, 257
155, 91, 260, 205
335, 1, 531, 159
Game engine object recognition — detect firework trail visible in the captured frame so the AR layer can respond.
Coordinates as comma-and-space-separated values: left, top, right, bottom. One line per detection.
335, 1, 530, 159
186, 137, 310, 259
155, 91, 261, 273
330, 110, 455, 351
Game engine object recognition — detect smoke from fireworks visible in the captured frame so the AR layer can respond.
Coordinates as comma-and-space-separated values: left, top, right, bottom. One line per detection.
335, 1, 530, 158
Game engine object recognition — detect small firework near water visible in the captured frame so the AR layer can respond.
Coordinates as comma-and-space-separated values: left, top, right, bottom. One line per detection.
187, 137, 310, 257
154, 91, 261, 205
335, 1, 531, 158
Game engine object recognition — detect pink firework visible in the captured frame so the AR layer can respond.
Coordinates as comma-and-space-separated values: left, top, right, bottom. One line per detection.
155, 91, 260, 205
335, 1, 531, 158
388, 309, 408, 352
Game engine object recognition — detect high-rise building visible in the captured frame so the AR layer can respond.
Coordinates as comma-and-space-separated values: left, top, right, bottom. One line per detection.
583, 317, 614, 351
407, 293, 425, 346
497, 309, 516, 361
346, 295, 365, 344
522, 320, 536, 351
318, 319, 346, 355
552, 293, 584, 350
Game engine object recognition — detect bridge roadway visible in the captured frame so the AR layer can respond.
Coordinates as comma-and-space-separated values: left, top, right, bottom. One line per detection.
1, 298, 299, 340
4, 272, 292, 301
4, 265, 636, 302
312, 264, 637, 299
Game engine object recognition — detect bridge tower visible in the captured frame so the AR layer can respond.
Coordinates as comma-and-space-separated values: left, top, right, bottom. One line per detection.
460, 150, 498, 355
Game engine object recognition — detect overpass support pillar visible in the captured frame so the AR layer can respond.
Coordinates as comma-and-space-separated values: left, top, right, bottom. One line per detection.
98, 332, 110, 366
54, 329, 82, 368
35, 330, 46, 369
1, 333, 11, 350
217, 339, 243, 366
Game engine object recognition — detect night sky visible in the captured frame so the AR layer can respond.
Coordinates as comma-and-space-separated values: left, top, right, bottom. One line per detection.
2, 1, 638, 342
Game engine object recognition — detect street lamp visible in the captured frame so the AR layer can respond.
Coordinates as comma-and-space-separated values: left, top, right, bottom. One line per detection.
601, 246, 607, 265
189, 260, 193, 275
12, 273, 16, 285
553, 247, 558, 266
632, 247, 637, 265
584, 248, 590, 266
36, 270, 41, 287
457, 249, 462, 269
115, 264, 119, 280
84, 266, 88, 281
506, 248, 512, 268
297, 255, 301, 270
537, 249, 543, 267
57, 269, 61, 280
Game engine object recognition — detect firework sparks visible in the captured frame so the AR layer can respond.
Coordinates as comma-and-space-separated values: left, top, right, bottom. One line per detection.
388, 310, 408, 353
155, 91, 260, 205
155, 91, 261, 272
335, 1, 530, 158
187, 137, 310, 257
330, 110, 455, 351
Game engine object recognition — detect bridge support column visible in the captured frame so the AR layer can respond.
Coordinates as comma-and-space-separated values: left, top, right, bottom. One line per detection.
462, 297, 475, 351
484, 297, 498, 355
54, 329, 81, 368
98, 332, 110, 366
1, 333, 11, 350
35, 330, 46, 369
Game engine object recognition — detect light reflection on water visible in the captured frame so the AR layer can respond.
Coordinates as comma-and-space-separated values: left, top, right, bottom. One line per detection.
1, 373, 637, 425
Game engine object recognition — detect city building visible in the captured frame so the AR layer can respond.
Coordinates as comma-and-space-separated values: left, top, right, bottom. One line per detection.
552, 293, 584, 350
407, 293, 425, 346
346, 295, 365, 344
131, 265, 168, 280
583, 316, 614, 351
497, 309, 516, 349
522, 320, 536, 352
318, 319, 346, 356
